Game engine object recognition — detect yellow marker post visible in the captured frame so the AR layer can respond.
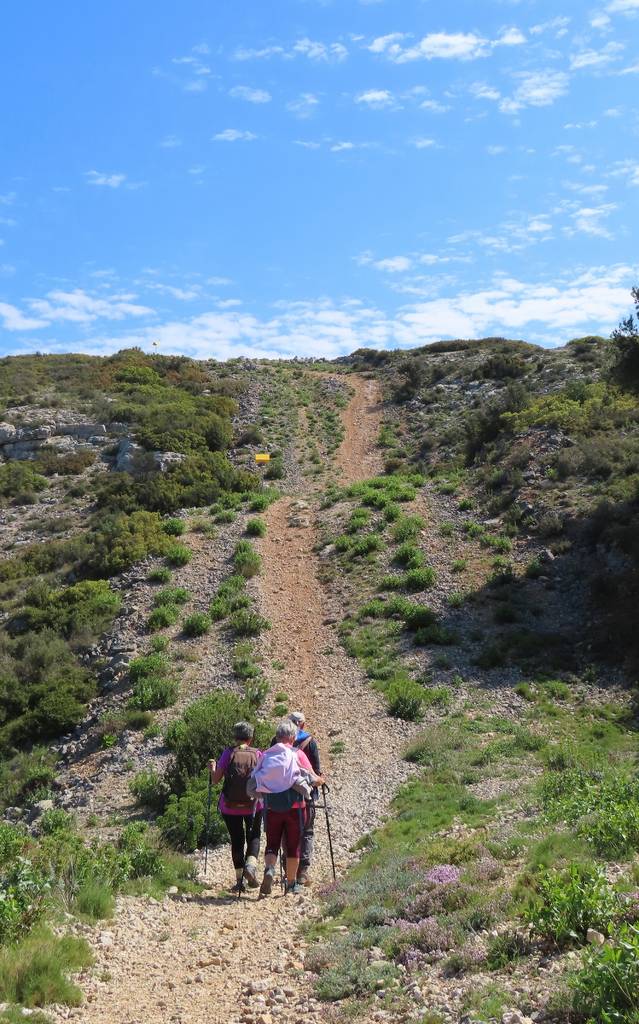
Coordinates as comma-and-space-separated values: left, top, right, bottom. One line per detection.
255, 453, 271, 464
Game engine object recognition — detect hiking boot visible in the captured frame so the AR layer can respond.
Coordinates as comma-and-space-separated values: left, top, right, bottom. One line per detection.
233, 878, 246, 896
296, 867, 310, 886
285, 880, 303, 895
243, 860, 259, 889
259, 869, 275, 897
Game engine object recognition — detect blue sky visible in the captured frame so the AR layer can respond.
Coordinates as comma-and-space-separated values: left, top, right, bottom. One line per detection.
1, 0, 638, 359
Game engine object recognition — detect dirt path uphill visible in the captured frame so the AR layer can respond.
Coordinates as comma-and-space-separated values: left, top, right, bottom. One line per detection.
53, 376, 415, 1024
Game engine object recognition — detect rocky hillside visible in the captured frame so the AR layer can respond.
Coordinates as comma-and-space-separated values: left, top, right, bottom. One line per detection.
0, 308, 637, 1024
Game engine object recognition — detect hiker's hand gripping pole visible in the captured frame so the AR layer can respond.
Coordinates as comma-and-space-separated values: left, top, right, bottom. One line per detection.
204, 767, 214, 875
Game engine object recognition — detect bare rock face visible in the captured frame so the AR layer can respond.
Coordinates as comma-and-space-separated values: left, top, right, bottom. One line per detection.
0, 423, 17, 444
56, 423, 107, 439
114, 436, 186, 474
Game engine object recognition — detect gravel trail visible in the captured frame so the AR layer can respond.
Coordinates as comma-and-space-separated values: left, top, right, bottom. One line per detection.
50, 377, 418, 1024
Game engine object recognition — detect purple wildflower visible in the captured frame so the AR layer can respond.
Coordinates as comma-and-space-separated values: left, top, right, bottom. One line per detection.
426, 864, 461, 886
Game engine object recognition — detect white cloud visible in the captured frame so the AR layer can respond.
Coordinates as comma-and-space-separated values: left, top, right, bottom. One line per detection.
293, 38, 348, 61
330, 141, 356, 152
355, 89, 395, 109
160, 135, 182, 148
607, 0, 639, 12
570, 42, 624, 70
0, 302, 47, 332
0, 193, 16, 206
530, 17, 571, 37
412, 137, 437, 149
471, 82, 502, 101
233, 45, 286, 60
29, 289, 153, 323
570, 203, 617, 237
294, 140, 322, 149
419, 99, 450, 113
229, 85, 272, 103
487, 145, 506, 155
85, 170, 127, 188
373, 256, 413, 272
212, 129, 257, 142
13, 267, 634, 357
207, 276, 233, 286
286, 93, 320, 118
368, 33, 407, 56
147, 283, 201, 301
501, 70, 570, 113
391, 32, 491, 62
495, 28, 526, 46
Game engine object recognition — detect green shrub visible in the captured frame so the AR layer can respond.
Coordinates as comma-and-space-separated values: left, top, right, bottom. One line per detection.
249, 490, 279, 512
541, 765, 639, 858
229, 609, 270, 638
148, 567, 171, 583
525, 558, 543, 579
129, 653, 169, 683
314, 950, 398, 1001
0, 859, 49, 944
402, 603, 437, 631
524, 864, 618, 947
245, 518, 267, 537
422, 686, 452, 708
0, 463, 47, 502
38, 809, 74, 836
451, 558, 467, 573
571, 922, 639, 1023
84, 511, 170, 577
129, 676, 178, 711
486, 931, 530, 970
165, 690, 268, 785
129, 770, 170, 812
233, 540, 262, 578
147, 605, 179, 632
165, 543, 191, 567
394, 543, 425, 569
158, 771, 226, 852
0, 930, 93, 1008
73, 881, 114, 921
153, 587, 190, 607
387, 677, 425, 721
162, 518, 186, 537
404, 567, 437, 590
392, 515, 425, 543
182, 612, 211, 638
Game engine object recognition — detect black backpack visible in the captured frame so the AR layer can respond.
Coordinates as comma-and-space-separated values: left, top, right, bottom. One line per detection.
222, 746, 259, 810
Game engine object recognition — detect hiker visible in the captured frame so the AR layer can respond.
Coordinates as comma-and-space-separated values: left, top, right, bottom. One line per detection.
208, 721, 262, 894
252, 719, 324, 896
289, 711, 321, 886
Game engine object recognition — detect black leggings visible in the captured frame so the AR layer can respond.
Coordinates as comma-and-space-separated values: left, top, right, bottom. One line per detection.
222, 812, 262, 869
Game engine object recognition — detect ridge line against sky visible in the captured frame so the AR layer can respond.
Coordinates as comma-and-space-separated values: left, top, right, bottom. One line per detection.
1, 0, 638, 358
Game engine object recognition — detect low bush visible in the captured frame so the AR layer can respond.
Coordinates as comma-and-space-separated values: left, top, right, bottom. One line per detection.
165, 543, 191, 567
0, 858, 49, 944
158, 771, 226, 852
571, 922, 639, 1023
392, 515, 425, 543
129, 676, 178, 711
182, 612, 211, 638
153, 587, 190, 607
541, 764, 639, 858
394, 543, 425, 569
147, 605, 179, 632
229, 609, 270, 638
0, 930, 93, 1008
245, 518, 267, 537
387, 677, 425, 721
148, 567, 171, 583
129, 770, 170, 813
233, 540, 262, 578
129, 653, 169, 684
162, 518, 186, 537
524, 864, 618, 947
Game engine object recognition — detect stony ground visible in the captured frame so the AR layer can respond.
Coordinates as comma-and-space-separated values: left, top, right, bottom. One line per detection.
49, 376, 418, 1024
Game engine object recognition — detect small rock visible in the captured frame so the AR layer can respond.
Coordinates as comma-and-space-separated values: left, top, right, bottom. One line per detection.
587, 928, 606, 946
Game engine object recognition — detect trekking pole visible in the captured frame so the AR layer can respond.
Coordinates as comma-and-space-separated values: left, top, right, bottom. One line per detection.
203, 770, 213, 876
321, 784, 337, 881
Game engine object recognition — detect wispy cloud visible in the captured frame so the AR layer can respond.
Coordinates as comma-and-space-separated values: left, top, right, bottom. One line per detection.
28, 289, 152, 323
160, 135, 182, 148
570, 41, 624, 70
0, 302, 47, 332
286, 93, 320, 118
355, 88, 395, 109
229, 85, 272, 103
570, 203, 617, 237
369, 27, 525, 63
85, 171, 127, 188
212, 129, 258, 142
234, 38, 347, 61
